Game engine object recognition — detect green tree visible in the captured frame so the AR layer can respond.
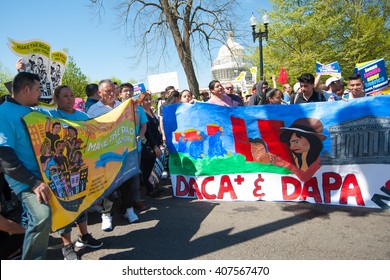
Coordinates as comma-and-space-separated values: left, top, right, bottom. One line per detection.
251, 0, 390, 86
62, 54, 89, 98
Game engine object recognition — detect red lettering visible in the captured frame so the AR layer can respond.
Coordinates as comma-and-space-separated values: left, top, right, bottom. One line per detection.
300, 177, 322, 203
217, 175, 237, 200
202, 176, 216, 199
322, 172, 342, 203
189, 177, 203, 199
340, 174, 364, 206
176, 175, 189, 196
281, 176, 301, 200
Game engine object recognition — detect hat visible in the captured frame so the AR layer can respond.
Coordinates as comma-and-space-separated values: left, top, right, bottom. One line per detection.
293, 82, 300, 92
280, 118, 327, 141
325, 77, 340, 87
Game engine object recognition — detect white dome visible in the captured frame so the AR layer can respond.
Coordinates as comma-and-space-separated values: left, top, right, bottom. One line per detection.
216, 31, 245, 59
211, 31, 247, 73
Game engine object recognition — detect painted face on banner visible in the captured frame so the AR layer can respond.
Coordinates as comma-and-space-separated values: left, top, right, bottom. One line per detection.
289, 133, 310, 154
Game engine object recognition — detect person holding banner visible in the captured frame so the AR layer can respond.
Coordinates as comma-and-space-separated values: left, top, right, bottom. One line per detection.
246, 80, 269, 106
344, 73, 366, 99
119, 83, 148, 212
291, 73, 326, 104
139, 92, 164, 197
88, 79, 139, 231
50, 85, 103, 260
207, 80, 233, 106
0, 72, 52, 259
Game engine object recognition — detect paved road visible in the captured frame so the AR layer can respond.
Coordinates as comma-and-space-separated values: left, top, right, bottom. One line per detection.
46, 180, 390, 260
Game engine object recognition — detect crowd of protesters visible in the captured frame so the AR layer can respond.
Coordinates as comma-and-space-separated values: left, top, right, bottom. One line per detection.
0, 57, 376, 260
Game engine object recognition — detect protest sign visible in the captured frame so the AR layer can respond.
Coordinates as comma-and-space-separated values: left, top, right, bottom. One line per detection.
316, 61, 342, 76
23, 100, 139, 231
8, 38, 53, 103
148, 72, 179, 93
50, 50, 68, 89
354, 58, 389, 95
163, 97, 390, 210
133, 82, 146, 97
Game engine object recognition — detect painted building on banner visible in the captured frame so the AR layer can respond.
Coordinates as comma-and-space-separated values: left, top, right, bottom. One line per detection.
321, 116, 390, 165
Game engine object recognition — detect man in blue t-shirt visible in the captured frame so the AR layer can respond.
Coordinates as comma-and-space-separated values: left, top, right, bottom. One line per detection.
0, 72, 52, 259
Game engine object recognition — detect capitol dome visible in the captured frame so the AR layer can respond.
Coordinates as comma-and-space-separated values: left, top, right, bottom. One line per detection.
211, 31, 249, 85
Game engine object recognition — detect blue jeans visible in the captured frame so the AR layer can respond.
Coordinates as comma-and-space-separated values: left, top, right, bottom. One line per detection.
19, 190, 52, 260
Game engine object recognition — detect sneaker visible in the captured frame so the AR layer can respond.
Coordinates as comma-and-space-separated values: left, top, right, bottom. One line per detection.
101, 213, 113, 231
123, 207, 139, 223
62, 244, 79, 260
75, 233, 103, 249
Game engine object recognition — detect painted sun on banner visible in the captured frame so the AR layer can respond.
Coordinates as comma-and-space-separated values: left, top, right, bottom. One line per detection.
23, 100, 139, 231
163, 96, 390, 210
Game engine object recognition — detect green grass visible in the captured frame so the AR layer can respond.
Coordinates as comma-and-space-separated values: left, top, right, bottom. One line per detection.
169, 153, 293, 176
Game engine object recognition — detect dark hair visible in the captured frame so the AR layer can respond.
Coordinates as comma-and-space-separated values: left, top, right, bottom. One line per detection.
179, 89, 191, 99
165, 90, 180, 105
55, 139, 65, 148
54, 85, 70, 98
52, 122, 61, 129
208, 80, 220, 91
85, 83, 98, 97
12, 72, 40, 94
119, 83, 134, 92
280, 130, 323, 168
264, 88, 278, 104
348, 73, 363, 82
165, 85, 175, 93
297, 73, 315, 84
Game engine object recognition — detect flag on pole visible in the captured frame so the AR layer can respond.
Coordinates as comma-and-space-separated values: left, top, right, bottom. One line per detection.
277, 66, 288, 84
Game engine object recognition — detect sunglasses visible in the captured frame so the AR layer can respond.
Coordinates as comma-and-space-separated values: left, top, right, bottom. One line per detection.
226, 87, 233, 90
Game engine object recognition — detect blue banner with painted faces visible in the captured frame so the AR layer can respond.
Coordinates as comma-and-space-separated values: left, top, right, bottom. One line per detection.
163, 96, 390, 209
354, 58, 389, 95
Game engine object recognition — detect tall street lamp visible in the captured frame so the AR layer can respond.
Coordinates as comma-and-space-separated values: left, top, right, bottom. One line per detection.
250, 12, 269, 81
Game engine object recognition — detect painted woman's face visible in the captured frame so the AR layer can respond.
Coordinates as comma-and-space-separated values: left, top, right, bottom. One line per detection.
289, 133, 310, 154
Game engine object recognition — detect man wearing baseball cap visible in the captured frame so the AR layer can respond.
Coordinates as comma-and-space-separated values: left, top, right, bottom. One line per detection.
323, 77, 343, 101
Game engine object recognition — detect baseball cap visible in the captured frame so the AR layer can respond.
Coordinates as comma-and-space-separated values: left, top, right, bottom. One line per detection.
293, 82, 300, 92
325, 77, 341, 87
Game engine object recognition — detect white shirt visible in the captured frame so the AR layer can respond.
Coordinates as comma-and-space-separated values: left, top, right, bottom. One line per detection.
87, 100, 121, 118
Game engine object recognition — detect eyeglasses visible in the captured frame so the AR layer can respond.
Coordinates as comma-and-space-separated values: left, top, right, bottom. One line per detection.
226, 87, 233, 90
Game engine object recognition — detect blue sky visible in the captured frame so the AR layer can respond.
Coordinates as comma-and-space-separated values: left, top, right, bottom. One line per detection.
0, 0, 271, 90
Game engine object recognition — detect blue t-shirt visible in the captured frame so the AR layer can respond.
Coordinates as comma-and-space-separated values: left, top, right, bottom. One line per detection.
0, 101, 48, 194
136, 105, 148, 151
283, 93, 291, 103
49, 108, 89, 121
